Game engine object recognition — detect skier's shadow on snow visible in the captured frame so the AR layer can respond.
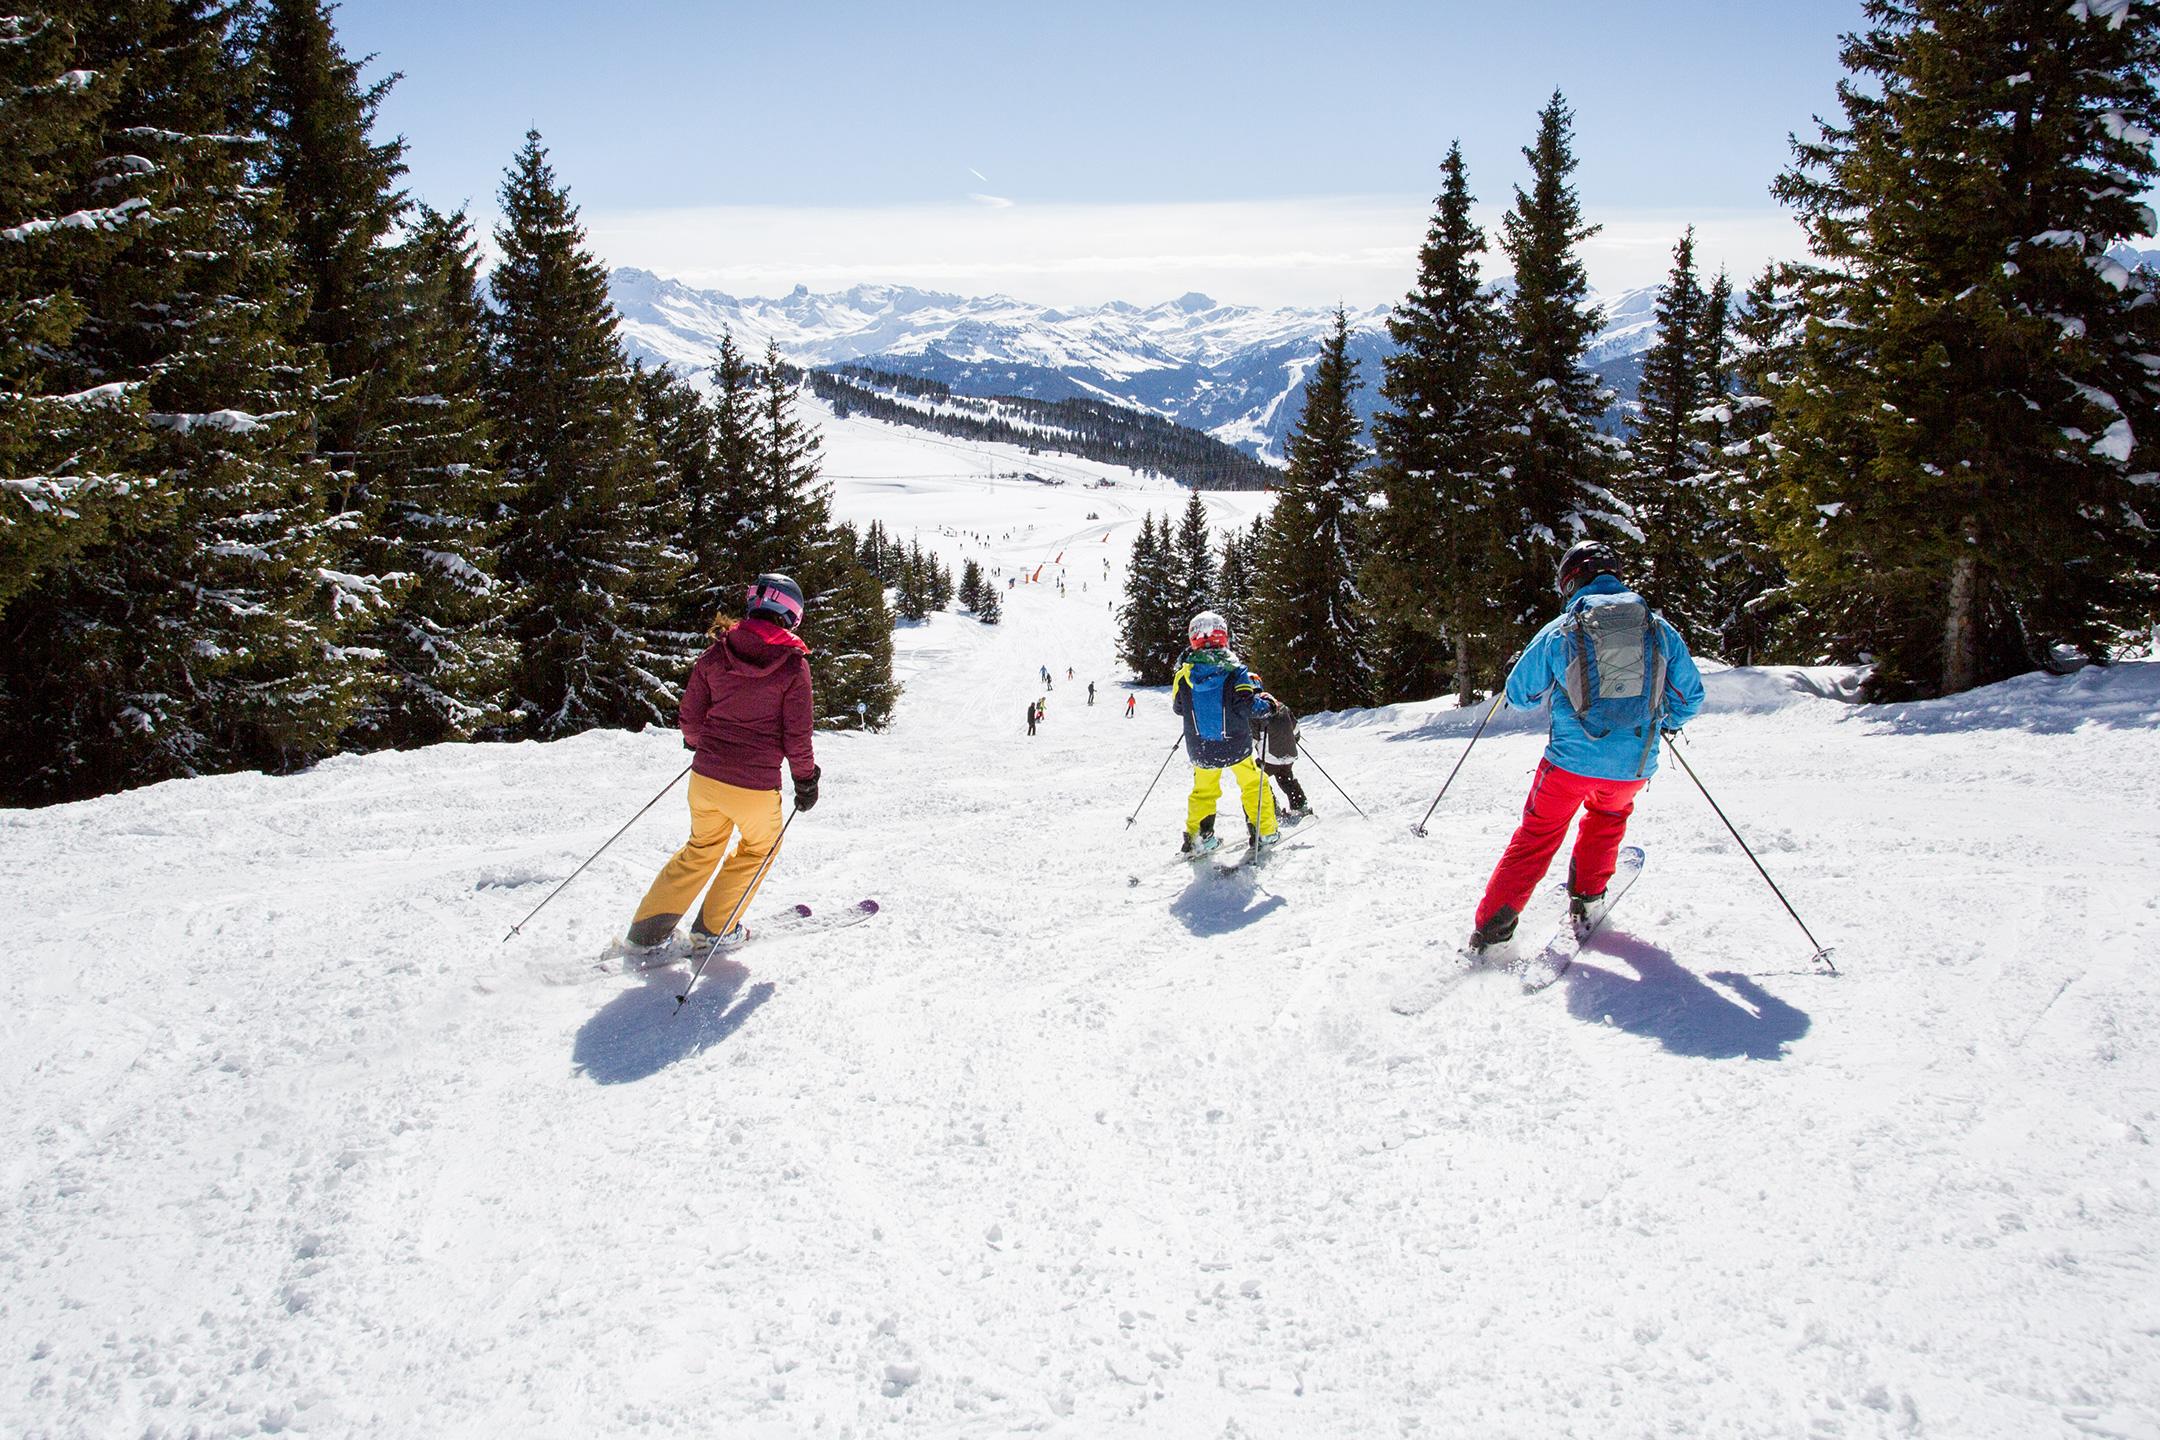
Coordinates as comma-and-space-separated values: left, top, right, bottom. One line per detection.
1562, 933, 1810, 1060
1165, 872, 1286, 936
572, 961, 774, 1084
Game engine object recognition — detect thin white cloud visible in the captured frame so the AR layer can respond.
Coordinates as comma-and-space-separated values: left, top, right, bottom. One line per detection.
967, 166, 990, 183
575, 196, 1806, 307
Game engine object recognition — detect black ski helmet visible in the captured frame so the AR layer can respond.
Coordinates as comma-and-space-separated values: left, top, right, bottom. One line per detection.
1555, 540, 1622, 599
745, 573, 805, 629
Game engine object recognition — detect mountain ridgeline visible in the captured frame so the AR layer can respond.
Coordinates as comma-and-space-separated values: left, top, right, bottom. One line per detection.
808, 367, 1277, 490
610, 269, 1664, 469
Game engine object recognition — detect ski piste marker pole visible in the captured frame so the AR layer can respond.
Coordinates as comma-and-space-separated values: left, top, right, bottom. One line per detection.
1665, 733, 1838, 975
502, 761, 693, 943
1411, 689, 1506, 837
1293, 741, 1367, 820
676, 805, 800, 1013
1125, 735, 1184, 829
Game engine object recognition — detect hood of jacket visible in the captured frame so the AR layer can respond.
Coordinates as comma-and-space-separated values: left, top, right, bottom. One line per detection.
714, 616, 810, 677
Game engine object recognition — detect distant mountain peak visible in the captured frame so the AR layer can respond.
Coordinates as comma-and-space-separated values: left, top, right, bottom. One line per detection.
608, 270, 1659, 462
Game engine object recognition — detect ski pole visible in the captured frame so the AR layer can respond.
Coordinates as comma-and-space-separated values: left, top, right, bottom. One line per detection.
1124, 735, 1184, 829
677, 805, 799, 1013
1411, 688, 1505, 837
1293, 742, 1368, 820
1664, 733, 1838, 974
501, 761, 693, 943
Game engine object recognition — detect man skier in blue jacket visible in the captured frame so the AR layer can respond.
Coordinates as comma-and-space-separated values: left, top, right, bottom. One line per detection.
1469, 541, 1705, 956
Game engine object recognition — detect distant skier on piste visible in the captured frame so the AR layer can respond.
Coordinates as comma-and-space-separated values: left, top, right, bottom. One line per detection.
1247, 675, 1310, 816
1170, 610, 1277, 855
626, 574, 821, 952
1465, 541, 1703, 960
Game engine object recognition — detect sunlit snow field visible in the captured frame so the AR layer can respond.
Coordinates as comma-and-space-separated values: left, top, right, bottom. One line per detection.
4, 401, 2158, 1439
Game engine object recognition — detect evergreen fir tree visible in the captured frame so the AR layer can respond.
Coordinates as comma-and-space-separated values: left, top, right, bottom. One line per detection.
1247, 308, 1373, 712
1116, 510, 1181, 684
960, 557, 983, 611
1365, 141, 1510, 705
249, 0, 405, 518
895, 540, 930, 621
1, 0, 378, 804
1172, 488, 1216, 622
1694, 267, 1796, 663
486, 130, 672, 736
1495, 91, 1630, 647
975, 580, 1002, 624
0, 3, 151, 617
347, 205, 515, 747
1216, 521, 1255, 640
634, 360, 746, 643
1622, 229, 1719, 635
1768, 0, 2160, 695
744, 348, 897, 724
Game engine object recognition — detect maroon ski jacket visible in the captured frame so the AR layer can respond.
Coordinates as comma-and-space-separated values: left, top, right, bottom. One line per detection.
680, 618, 817, 792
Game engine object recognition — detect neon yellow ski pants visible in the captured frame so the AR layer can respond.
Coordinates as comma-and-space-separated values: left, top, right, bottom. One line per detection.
1186, 757, 1277, 838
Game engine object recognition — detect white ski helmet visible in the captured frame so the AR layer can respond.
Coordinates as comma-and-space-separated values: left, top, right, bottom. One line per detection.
1188, 610, 1229, 649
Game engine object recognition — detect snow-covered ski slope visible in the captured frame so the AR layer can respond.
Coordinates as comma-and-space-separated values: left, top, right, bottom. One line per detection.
6, 407, 2159, 1440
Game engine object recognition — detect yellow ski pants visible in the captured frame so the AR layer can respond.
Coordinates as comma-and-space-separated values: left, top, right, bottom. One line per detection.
628, 773, 784, 945
1186, 756, 1277, 838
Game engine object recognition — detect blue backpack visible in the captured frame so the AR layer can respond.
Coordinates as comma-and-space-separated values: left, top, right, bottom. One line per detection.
1559, 592, 1669, 776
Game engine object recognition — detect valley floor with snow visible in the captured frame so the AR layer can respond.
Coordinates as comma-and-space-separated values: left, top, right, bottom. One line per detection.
6, 406, 2159, 1440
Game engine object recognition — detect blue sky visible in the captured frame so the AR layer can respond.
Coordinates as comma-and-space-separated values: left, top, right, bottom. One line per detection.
338, 0, 1869, 305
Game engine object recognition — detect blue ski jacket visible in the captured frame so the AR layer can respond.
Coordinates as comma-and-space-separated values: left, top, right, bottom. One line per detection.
1172, 649, 1258, 768
1505, 574, 1705, 780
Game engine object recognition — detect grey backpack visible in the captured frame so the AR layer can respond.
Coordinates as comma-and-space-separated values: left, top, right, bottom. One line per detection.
1558, 593, 1669, 775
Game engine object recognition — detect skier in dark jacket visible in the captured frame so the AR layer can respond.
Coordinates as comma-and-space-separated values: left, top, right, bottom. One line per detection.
1247, 676, 1310, 816
1466, 541, 1704, 958
627, 574, 821, 950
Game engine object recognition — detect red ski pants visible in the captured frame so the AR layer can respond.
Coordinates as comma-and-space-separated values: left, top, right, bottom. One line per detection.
1476, 759, 1647, 927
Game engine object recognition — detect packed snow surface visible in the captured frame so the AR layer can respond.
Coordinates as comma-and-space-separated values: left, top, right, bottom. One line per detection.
6, 408, 2160, 1439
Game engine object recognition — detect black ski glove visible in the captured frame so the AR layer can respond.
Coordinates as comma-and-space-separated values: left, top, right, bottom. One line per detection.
793, 765, 821, 813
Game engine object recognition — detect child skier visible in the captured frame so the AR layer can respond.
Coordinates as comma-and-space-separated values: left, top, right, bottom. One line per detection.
627, 574, 821, 951
1170, 610, 1278, 855
1466, 541, 1704, 957
1247, 676, 1310, 816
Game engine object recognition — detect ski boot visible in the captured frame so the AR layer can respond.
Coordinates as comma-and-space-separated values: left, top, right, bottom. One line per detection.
1568, 889, 1608, 931
1181, 817, 1220, 857
690, 922, 750, 952
1465, 906, 1519, 964
1248, 822, 1280, 850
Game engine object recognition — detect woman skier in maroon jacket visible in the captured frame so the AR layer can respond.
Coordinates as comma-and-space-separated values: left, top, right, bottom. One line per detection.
626, 574, 821, 950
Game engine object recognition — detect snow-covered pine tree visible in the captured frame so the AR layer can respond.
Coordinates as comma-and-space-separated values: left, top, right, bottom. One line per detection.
1247, 308, 1373, 712
895, 540, 929, 621
0, 4, 152, 617
1116, 510, 1180, 684
1365, 141, 1509, 705
634, 360, 744, 644
1769, 0, 2160, 696
1621, 229, 1719, 637
975, 579, 1002, 624
486, 130, 673, 736
0, 0, 378, 804
249, 0, 404, 525
347, 205, 515, 747
959, 556, 983, 611
1693, 267, 1795, 664
745, 346, 897, 724
1216, 520, 1255, 641
1495, 91, 1630, 647
1172, 487, 1216, 624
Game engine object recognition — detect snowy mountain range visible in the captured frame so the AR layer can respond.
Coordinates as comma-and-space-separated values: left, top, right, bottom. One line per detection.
611, 269, 1663, 464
